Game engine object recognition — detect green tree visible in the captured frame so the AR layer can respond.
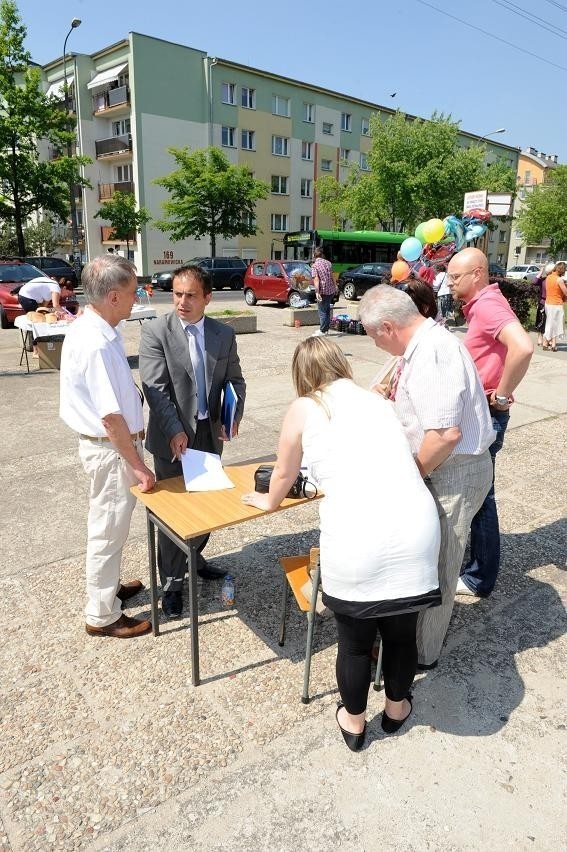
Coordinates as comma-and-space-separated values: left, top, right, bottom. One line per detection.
23, 217, 59, 255
317, 111, 516, 234
94, 191, 151, 258
154, 147, 269, 256
0, 0, 90, 256
516, 165, 567, 256
0, 223, 18, 254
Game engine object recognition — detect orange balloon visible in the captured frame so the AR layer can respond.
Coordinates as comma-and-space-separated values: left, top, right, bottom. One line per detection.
391, 260, 410, 282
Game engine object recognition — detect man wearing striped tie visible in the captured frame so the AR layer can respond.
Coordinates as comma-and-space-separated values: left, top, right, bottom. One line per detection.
139, 264, 246, 619
359, 285, 495, 670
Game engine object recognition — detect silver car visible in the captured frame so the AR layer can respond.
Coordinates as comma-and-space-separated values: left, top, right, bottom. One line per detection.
505, 264, 541, 283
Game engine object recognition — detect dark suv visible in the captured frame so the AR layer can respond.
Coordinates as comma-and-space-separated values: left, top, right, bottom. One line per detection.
151, 257, 247, 292
25, 256, 78, 286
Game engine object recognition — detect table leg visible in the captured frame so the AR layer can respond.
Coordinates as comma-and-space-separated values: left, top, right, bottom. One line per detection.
188, 541, 200, 686
147, 511, 160, 636
19, 330, 30, 373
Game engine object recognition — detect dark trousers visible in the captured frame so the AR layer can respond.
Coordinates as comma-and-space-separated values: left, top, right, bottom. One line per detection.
18, 295, 39, 313
334, 611, 419, 714
461, 408, 510, 596
317, 294, 334, 333
153, 419, 215, 592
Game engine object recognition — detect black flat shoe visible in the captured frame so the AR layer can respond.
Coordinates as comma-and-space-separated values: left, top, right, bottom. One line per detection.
197, 560, 227, 580
336, 702, 366, 752
381, 693, 413, 734
416, 660, 438, 671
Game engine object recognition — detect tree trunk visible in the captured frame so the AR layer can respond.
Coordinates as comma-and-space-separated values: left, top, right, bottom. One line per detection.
210, 229, 216, 257
11, 142, 26, 256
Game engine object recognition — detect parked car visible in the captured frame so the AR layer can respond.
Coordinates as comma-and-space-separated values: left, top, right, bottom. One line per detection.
25, 256, 78, 286
488, 263, 506, 277
505, 264, 541, 283
337, 262, 393, 301
0, 259, 79, 328
243, 260, 316, 307
151, 257, 248, 292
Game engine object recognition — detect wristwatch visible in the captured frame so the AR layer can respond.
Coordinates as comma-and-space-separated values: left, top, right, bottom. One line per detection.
494, 394, 509, 405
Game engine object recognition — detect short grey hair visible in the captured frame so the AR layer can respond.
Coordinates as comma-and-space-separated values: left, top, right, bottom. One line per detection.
358, 284, 420, 333
82, 255, 137, 304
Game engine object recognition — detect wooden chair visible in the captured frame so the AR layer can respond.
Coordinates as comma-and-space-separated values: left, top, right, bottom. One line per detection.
278, 547, 382, 703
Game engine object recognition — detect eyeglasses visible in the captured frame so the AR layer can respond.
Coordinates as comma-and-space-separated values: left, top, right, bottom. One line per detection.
446, 267, 480, 284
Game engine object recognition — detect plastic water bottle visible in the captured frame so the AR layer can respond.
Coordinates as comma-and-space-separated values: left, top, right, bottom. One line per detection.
221, 575, 235, 607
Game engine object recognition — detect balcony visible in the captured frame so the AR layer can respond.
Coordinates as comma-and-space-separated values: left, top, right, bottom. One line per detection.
92, 85, 130, 115
95, 134, 132, 159
98, 180, 134, 200
101, 226, 136, 244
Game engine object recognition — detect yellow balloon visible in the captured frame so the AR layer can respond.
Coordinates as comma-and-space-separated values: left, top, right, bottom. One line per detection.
422, 218, 445, 243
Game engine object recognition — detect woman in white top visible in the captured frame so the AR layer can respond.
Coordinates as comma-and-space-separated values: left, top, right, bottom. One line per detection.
17, 276, 62, 357
243, 337, 441, 751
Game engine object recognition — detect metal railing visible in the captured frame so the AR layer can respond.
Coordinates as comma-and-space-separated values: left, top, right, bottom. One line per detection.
95, 134, 132, 158
92, 85, 130, 113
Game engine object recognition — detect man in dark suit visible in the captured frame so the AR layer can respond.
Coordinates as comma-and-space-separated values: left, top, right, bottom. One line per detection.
139, 264, 246, 618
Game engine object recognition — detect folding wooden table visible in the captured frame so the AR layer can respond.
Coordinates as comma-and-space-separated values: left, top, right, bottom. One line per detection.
131, 462, 320, 686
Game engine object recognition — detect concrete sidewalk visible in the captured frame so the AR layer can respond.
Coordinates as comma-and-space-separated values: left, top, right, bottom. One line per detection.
0, 301, 565, 851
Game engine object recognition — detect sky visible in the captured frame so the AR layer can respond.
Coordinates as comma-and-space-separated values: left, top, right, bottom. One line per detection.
17, 0, 567, 163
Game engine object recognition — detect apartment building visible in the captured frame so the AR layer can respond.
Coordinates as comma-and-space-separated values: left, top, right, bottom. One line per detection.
41, 33, 519, 275
508, 147, 559, 267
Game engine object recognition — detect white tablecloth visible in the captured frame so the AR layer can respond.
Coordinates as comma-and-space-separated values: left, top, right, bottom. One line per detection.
14, 305, 157, 338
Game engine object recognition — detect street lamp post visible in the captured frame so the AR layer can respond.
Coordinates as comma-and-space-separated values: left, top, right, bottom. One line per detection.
477, 127, 506, 144
63, 18, 81, 276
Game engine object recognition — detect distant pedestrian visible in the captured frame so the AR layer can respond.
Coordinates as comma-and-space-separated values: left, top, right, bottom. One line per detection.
533, 263, 554, 348
543, 262, 567, 352
311, 247, 338, 336
434, 264, 453, 320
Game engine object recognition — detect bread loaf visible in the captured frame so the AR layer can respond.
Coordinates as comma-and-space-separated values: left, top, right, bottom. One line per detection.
45, 313, 58, 324
27, 311, 46, 323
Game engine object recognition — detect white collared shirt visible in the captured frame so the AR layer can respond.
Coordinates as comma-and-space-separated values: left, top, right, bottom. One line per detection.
59, 306, 143, 436
394, 318, 495, 457
179, 315, 208, 418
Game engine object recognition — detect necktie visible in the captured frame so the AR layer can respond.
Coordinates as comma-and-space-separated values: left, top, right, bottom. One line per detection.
186, 324, 207, 414
388, 358, 405, 402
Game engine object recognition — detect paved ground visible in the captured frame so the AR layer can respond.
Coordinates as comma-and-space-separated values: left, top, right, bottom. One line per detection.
0, 296, 565, 851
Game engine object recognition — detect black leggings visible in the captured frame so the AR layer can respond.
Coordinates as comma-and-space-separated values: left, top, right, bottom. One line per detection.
335, 611, 419, 714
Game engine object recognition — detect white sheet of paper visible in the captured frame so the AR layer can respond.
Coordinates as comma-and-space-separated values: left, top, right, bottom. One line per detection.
180, 449, 235, 492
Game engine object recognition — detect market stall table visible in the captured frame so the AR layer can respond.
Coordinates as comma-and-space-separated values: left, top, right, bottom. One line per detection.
131, 462, 320, 686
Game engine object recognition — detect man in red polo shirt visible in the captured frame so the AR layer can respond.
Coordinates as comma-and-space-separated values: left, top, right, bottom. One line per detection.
447, 247, 533, 597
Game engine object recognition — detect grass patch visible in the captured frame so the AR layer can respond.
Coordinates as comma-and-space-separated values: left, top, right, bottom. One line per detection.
208, 309, 254, 317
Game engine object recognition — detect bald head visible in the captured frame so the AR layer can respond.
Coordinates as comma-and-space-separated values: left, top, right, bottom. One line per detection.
447, 247, 489, 302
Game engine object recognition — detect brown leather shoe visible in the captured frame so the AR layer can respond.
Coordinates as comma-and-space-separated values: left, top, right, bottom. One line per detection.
116, 579, 145, 602
85, 614, 152, 638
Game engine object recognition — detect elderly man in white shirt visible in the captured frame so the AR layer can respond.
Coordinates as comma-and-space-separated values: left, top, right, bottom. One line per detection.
60, 255, 155, 639
359, 285, 495, 669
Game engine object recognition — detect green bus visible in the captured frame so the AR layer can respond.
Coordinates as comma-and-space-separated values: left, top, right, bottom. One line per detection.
283, 229, 407, 274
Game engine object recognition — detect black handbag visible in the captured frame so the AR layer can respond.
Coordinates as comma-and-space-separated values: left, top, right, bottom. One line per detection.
254, 464, 317, 499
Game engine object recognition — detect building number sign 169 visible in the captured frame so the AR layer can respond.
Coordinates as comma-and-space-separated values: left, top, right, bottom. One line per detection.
153, 250, 183, 266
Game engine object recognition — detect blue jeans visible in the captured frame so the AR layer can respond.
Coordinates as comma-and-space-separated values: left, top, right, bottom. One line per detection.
317, 294, 334, 333
461, 408, 510, 596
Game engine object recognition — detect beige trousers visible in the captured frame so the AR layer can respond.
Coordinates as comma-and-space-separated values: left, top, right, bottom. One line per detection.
417, 451, 493, 666
78, 438, 143, 627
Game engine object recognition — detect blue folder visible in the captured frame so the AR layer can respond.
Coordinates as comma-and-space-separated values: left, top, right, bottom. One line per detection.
221, 381, 238, 440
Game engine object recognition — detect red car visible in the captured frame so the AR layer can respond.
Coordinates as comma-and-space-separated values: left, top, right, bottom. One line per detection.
0, 259, 79, 328
243, 260, 317, 308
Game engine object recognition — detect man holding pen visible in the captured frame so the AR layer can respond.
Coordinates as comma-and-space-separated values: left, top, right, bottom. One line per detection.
139, 264, 246, 618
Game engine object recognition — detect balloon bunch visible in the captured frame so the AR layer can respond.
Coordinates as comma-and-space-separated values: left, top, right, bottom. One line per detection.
391, 210, 493, 282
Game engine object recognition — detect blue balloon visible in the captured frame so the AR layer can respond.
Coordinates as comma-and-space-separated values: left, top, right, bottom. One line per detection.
400, 237, 423, 262
465, 223, 486, 242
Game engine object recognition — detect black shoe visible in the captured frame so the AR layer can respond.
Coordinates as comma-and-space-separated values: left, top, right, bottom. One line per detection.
381, 693, 413, 734
336, 702, 366, 752
197, 560, 227, 580
162, 590, 183, 619
416, 660, 438, 671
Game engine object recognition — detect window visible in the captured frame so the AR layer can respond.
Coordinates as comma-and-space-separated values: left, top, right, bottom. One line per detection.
524, 170, 531, 184
499, 230, 506, 243
301, 141, 313, 160
271, 213, 288, 232
361, 117, 369, 135
272, 135, 290, 156
303, 102, 314, 122
241, 86, 256, 109
241, 130, 255, 150
300, 178, 312, 197
242, 212, 256, 229
339, 148, 350, 162
488, 231, 494, 242
322, 121, 333, 135
116, 164, 133, 181
321, 159, 332, 171
253, 262, 264, 276
271, 175, 288, 194
300, 215, 311, 231
222, 126, 236, 147
221, 82, 236, 105
272, 94, 290, 117
360, 152, 369, 170
112, 118, 130, 136
341, 112, 352, 132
